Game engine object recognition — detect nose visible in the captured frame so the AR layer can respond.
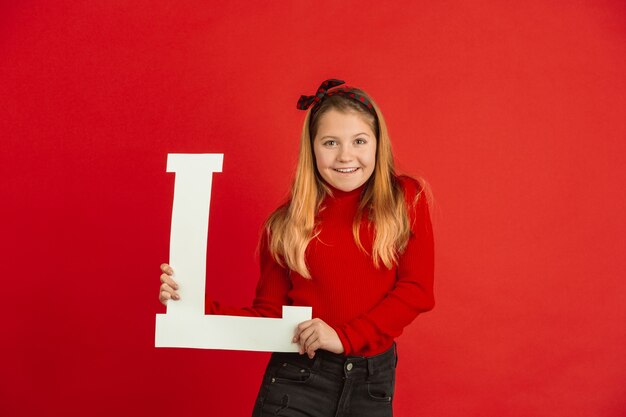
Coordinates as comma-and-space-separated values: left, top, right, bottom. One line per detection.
337, 145, 354, 162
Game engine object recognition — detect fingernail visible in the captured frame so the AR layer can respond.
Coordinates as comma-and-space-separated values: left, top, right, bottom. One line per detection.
173, 294, 180, 300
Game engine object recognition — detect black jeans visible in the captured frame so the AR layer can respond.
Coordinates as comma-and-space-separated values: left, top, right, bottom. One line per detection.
251, 343, 398, 417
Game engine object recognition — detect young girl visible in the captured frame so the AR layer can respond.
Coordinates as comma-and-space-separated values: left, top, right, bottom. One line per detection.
158, 78, 435, 417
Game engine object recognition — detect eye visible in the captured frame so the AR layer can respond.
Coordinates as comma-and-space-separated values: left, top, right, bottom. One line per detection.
355, 138, 367, 145
323, 140, 337, 147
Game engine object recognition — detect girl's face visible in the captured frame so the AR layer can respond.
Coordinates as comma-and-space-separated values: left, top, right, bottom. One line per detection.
313, 109, 377, 192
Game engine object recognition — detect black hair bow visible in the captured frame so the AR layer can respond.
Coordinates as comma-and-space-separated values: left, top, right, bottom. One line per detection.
296, 79, 346, 110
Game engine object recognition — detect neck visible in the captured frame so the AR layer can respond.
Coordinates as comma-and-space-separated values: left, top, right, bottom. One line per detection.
323, 180, 368, 200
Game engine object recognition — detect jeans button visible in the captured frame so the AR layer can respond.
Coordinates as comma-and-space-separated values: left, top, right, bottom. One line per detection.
346, 363, 353, 371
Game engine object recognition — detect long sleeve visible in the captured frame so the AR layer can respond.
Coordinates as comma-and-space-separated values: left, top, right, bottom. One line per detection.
334, 179, 435, 355
205, 231, 291, 318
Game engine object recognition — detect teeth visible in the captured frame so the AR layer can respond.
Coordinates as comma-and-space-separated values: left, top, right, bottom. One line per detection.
334, 168, 358, 173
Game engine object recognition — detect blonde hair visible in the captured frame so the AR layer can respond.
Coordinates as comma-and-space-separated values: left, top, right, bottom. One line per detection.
264, 87, 423, 278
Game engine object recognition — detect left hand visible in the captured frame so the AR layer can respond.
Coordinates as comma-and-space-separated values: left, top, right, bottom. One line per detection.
292, 318, 345, 358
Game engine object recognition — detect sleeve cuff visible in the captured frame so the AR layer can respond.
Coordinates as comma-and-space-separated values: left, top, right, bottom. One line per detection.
333, 326, 353, 356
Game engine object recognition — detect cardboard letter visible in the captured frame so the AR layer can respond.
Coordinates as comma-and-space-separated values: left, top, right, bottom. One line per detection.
155, 154, 311, 352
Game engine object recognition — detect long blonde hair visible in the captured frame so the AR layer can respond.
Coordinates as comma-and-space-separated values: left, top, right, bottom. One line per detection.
264, 87, 423, 278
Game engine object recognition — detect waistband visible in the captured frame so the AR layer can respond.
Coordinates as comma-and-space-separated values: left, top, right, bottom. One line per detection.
270, 342, 398, 380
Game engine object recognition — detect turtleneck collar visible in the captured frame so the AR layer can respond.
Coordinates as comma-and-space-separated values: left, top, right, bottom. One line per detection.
323, 179, 369, 200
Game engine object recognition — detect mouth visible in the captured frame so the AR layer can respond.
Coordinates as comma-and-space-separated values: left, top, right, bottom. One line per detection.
333, 167, 360, 174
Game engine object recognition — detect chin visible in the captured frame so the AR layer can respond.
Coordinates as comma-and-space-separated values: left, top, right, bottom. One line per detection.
334, 180, 364, 192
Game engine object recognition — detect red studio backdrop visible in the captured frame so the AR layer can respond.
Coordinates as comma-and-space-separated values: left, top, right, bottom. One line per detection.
2, 1, 626, 416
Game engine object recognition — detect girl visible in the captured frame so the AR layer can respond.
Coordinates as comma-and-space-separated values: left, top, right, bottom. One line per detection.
158, 79, 435, 417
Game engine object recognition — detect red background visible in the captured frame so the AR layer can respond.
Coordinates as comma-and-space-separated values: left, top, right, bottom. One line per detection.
2, 1, 626, 416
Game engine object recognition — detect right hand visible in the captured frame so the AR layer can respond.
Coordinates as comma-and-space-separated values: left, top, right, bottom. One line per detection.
159, 263, 180, 305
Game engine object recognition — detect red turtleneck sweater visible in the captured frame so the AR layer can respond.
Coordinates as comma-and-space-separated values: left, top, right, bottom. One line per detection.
207, 175, 435, 356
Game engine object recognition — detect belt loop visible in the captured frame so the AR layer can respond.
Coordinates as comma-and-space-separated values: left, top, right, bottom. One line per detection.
312, 352, 322, 371
393, 342, 398, 368
367, 358, 374, 379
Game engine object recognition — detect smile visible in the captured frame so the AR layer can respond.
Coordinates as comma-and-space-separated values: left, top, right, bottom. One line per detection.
333, 168, 360, 173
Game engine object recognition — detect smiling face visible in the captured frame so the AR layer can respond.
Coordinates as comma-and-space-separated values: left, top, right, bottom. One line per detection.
312, 109, 377, 192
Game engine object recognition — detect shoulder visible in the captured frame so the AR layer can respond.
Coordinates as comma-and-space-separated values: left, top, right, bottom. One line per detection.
263, 201, 290, 231
395, 175, 428, 205
395, 175, 433, 230
258, 201, 290, 263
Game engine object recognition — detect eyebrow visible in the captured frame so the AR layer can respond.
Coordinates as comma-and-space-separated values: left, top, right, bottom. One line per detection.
319, 132, 371, 140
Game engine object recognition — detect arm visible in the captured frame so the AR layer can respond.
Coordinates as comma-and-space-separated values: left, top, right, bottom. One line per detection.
334, 178, 435, 355
159, 233, 291, 317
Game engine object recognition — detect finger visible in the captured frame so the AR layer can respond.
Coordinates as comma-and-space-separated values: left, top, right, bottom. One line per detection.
160, 283, 180, 300
297, 326, 316, 350
292, 326, 306, 343
160, 273, 179, 290
300, 334, 319, 356
306, 340, 321, 358
295, 319, 317, 336
299, 320, 322, 342
302, 331, 319, 353
300, 325, 323, 350
160, 263, 174, 275
297, 319, 317, 331
301, 321, 325, 352
293, 320, 314, 342
296, 331, 307, 354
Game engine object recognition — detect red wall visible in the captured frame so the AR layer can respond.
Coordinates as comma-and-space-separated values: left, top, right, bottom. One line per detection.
2, 1, 625, 416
